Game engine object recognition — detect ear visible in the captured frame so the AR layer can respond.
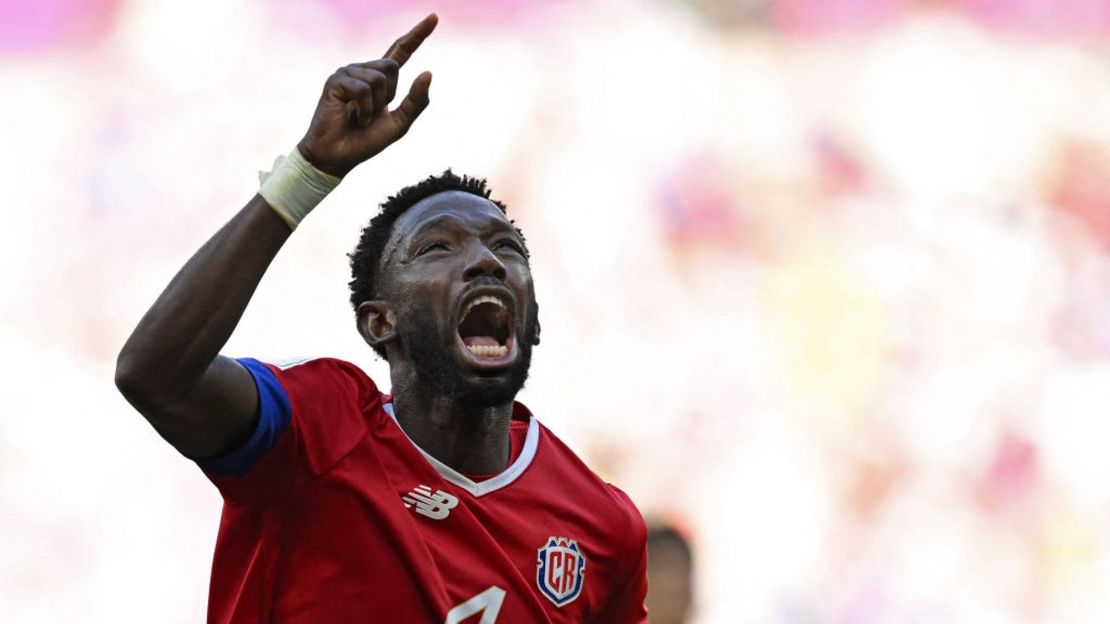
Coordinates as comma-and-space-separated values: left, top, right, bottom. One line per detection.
532, 318, 541, 346
357, 301, 397, 348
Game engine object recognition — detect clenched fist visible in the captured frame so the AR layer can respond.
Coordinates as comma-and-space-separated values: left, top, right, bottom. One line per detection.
297, 13, 437, 178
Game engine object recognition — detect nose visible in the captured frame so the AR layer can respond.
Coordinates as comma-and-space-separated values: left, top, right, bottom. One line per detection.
462, 241, 507, 282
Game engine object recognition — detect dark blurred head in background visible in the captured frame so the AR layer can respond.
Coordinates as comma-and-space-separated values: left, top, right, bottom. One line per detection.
646, 522, 694, 624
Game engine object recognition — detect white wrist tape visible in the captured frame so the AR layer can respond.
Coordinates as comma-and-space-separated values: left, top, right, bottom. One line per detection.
258, 148, 341, 230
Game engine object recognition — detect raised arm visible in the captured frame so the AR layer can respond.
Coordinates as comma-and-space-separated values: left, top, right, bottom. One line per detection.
114, 14, 438, 459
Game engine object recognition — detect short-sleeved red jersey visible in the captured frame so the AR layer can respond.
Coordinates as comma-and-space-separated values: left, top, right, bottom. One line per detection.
197, 357, 648, 623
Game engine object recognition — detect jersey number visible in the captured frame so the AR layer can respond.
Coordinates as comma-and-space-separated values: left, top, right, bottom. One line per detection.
444, 586, 505, 624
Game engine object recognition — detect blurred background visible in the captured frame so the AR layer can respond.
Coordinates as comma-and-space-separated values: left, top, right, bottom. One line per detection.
4, 0, 1110, 621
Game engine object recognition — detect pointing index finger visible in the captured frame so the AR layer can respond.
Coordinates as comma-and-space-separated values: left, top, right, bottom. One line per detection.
383, 13, 438, 67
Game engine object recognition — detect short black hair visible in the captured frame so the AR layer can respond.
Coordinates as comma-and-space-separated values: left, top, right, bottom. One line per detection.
647, 523, 693, 562
348, 169, 513, 359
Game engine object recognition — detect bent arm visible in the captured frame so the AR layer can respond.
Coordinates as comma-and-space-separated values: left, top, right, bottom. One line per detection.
115, 195, 291, 458
114, 14, 437, 460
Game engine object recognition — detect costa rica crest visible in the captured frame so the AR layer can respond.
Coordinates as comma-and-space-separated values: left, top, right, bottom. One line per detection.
535, 536, 586, 607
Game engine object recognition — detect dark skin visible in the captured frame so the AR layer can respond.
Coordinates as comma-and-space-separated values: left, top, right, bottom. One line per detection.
358, 191, 536, 474
115, 15, 442, 459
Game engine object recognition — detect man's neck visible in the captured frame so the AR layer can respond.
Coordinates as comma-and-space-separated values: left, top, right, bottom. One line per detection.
390, 383, 513, 476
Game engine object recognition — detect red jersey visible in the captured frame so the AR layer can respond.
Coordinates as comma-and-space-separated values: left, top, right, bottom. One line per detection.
197, 357, 648, 623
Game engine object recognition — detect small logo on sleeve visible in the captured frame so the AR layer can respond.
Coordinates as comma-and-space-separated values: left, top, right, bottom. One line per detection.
536, 537, 586, 607
402, 485, 458, 520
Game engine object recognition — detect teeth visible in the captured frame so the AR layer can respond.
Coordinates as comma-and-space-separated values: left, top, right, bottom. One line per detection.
462, 295, 507, 318
467, 344, 508, 358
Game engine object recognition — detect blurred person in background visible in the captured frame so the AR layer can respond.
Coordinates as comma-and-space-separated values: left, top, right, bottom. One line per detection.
112, 13, 647, 623
646, 522, 695, 624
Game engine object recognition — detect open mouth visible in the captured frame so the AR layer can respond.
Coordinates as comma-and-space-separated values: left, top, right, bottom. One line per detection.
457, 294, 514, 360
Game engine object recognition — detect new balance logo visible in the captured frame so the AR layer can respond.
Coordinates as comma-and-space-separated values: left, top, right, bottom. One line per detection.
402, 485, 458, 520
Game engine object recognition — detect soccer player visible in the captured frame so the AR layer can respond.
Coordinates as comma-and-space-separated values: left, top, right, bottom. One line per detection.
114, 13, 648, 623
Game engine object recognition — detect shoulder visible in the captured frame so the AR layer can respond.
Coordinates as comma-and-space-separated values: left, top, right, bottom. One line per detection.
264, 356, 372, 379
602, 482, 646, 535
245, 356, 385, 440
255, 356, 381, 401
533, 418, 646, 535
255, 356, 386, 476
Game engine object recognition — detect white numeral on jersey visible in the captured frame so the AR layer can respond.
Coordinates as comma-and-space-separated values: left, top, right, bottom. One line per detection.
444, 586, 505, 624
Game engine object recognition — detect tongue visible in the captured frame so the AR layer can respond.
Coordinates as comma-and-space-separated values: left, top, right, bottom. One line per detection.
463, 336, 499, 347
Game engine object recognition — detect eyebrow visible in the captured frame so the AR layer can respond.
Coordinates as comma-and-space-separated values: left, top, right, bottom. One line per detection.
407, 214, 519, 242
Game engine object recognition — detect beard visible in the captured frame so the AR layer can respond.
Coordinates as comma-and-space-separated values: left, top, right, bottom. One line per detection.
399, 294, 540, 408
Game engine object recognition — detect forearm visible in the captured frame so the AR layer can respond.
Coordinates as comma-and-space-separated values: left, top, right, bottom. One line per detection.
116, 194, 290, 403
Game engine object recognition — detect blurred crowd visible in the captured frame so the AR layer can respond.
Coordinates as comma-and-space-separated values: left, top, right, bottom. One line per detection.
4, 0, 1110, 622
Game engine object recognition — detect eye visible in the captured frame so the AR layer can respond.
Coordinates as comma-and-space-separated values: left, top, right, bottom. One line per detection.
417, 241, 449, 256
494, 239, 525, 255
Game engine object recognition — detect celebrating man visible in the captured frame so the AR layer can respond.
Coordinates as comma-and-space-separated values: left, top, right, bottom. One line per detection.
114, 13, 648, 623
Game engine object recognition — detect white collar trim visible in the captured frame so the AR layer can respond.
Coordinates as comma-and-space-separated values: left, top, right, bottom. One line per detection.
382, 402, 539, 497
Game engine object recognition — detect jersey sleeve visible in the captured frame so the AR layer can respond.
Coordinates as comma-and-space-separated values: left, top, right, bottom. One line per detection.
197, 357, 381, 505
595, 485, 649, 623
